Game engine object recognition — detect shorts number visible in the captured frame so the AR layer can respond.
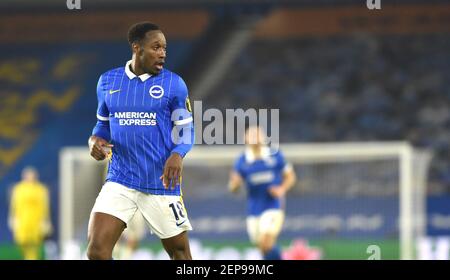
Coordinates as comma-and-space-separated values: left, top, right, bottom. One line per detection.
169, 201, 185, 221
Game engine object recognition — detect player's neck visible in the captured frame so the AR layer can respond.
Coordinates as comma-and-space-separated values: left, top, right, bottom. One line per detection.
250, 146, 262, 158
130, 57, 145, 76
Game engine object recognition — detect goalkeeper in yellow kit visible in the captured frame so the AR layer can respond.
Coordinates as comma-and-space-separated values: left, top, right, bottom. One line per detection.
8, 167, 52, 260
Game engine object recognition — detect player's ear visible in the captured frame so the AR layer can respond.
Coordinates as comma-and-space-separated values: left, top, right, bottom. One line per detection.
131, 42, 140, 54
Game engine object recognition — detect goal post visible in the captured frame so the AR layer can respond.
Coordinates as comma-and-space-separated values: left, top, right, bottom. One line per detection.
183, 142, 431, 260
59, 147, 107, 259
59, 142, 432, 259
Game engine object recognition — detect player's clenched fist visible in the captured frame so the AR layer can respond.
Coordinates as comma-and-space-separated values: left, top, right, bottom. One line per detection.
88, 135, 113, 161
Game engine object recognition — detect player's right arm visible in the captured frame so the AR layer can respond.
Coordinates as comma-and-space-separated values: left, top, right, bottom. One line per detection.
89, 74, 113, 161
228, 171, 243, 193
229, 156, 245, 193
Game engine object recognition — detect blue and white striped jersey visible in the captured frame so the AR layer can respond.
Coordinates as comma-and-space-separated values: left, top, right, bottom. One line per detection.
234, 147, 290, 216
92, 61, 194, 195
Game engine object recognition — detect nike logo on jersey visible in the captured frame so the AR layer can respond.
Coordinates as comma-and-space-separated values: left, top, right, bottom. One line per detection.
109, 89, 121, 94
176, 220, 187, 227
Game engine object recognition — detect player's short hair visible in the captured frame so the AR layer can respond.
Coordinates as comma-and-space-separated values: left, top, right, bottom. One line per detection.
22, 166, 38, 179
127, 22, 160, 46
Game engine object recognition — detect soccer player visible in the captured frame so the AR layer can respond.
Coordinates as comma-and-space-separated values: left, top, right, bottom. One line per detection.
8, 167, 52, 260
228, 126, 296, 260
87, 22, 194, 260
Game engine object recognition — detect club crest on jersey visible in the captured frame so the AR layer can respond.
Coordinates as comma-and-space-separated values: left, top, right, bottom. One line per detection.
149, 85, 164, 99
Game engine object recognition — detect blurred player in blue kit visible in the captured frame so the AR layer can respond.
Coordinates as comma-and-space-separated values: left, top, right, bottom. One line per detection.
228, 126, 296, 260
87, 22, 194, 260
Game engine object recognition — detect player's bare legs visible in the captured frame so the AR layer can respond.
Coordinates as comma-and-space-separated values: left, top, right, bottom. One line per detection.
258, 233, 277, 255
87, 212, 126, 260
20, 243, 40, 260
160, 231, 192, 260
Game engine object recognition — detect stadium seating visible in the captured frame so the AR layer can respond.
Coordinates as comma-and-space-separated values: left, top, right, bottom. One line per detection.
205, 34, 450, 194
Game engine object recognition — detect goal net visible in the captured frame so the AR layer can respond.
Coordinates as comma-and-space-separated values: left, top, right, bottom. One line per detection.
59, 142, 432, 259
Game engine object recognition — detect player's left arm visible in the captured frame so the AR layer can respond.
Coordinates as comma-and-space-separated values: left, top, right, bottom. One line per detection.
269, 153, 297, 198
161, 76, 195, 189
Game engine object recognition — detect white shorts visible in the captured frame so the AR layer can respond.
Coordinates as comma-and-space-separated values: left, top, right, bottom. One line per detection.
91, 181, 192, 239
246, 209, 285, 244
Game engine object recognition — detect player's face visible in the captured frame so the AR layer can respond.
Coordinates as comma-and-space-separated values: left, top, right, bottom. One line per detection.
245, 127, 266, 147
22, 169, 37, 182
137, 30, 167, 75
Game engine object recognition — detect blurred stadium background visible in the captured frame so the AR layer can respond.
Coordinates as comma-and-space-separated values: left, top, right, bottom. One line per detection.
1, 0, 450, 260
